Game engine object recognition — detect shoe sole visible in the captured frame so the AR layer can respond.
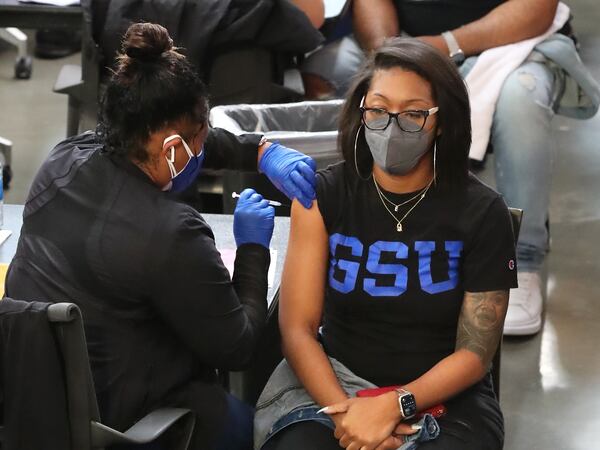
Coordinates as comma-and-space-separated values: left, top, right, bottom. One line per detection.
503, 316, 542, 336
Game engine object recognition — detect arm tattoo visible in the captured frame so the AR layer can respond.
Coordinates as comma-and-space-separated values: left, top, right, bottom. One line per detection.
456, 290, 509, 368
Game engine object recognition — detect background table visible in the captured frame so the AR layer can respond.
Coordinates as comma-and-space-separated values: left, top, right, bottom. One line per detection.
0, 0, 82, 29
0, 205, 23, 267
0, 204, 290, 305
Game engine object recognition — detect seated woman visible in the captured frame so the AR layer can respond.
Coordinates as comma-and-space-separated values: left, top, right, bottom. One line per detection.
255, 38, 517, 450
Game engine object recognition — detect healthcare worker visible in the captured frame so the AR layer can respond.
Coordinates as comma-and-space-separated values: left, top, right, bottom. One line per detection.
5, 23, 316, 450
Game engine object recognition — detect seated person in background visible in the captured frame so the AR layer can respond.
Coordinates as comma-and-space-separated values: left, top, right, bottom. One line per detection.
290, 0, 325, 29
254, 38, 517, 450
93, 0, 326, 106
5, 23, 316, 450
302, 0, 587, 335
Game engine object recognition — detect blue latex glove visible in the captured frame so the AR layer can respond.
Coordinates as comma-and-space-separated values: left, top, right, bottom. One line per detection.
258, 142, 317, 209
233, 188, 275, 249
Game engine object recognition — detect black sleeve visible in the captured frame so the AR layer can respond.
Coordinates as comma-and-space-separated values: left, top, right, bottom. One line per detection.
315, 162, 346, 233
148, 208, 269, 370
462, 196, 519, 292
203, 127, 262, 171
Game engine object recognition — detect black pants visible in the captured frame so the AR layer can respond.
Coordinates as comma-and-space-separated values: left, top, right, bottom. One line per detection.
263, 374, 503, 450
262, 421, 340, 450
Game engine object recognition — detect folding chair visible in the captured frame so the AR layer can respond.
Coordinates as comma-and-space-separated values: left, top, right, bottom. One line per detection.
0, 301, 196, 450
491, 207, 523, 398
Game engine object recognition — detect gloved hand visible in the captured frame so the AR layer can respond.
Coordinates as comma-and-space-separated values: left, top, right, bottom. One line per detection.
258, 142, 317, 209
233, 188, 275, 249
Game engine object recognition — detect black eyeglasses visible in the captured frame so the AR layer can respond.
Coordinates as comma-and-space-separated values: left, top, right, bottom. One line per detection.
359, 97, 439, 132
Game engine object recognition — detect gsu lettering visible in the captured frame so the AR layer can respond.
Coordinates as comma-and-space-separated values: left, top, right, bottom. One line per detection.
328, 233, 464, 296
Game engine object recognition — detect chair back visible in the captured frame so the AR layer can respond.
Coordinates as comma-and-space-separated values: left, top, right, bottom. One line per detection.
508, 208, 523, 243
491, 207, 523, 398
47, 302, 101, 450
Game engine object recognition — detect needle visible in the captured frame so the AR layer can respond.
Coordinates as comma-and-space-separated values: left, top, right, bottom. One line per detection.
231, 192, 283, 207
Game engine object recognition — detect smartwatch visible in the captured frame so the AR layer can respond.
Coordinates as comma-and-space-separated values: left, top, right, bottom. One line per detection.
441, 31, 465, 66
258, 135, 268, 148
395, 388, 417, 420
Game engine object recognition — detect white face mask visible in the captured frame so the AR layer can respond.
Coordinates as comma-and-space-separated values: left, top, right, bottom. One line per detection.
161, 134, 204, 192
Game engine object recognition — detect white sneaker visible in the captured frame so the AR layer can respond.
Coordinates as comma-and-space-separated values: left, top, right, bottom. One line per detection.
503, 271, 543, 336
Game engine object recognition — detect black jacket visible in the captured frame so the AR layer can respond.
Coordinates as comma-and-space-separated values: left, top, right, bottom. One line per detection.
0, 299, 71, 450
90, 0, 324, 78
5, 128, 270, 448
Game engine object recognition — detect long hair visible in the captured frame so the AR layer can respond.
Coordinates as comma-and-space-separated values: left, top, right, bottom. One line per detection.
338, 37, 471, 188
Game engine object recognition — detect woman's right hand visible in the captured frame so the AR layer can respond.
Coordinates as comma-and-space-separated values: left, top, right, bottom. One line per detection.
374, 422, 417, 450
330, 409, 417, 450
233, 188, 275, 248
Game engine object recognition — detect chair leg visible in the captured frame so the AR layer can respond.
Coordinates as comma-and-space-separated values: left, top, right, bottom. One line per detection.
0, 28, 32, 79
67, 96, 82, 137
0, 136, 13, 189
0, 28, 27, 59
491, 341, 502, 398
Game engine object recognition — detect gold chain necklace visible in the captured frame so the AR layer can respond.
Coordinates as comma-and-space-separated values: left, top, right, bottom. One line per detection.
373, 176, 434, 232
375, 180, 430, 212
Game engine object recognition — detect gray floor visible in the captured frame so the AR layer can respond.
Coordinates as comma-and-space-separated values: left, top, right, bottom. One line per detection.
1, 2, 599, 449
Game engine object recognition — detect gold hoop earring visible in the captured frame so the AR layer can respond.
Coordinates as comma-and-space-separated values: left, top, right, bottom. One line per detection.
433, 141, 437, 186
354, 124, 372, 181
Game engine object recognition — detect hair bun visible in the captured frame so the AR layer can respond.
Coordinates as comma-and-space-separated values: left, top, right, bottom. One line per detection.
122, 23, 173, 62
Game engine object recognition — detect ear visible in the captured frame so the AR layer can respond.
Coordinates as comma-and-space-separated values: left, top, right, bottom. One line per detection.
161, 133, 183, 161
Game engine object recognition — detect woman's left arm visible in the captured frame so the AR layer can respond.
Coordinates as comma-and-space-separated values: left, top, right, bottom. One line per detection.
401, 197, 516, 408
326, 290, 508, 450
401, 289, 509, 410
325, 289, 508, 449
327, 290, 508, 412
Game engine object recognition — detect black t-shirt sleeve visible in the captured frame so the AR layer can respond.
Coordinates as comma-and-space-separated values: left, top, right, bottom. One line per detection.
148, 208, 269, 370
203, 127, 261, 171
316, 162, 346, 233
462, 196, 518, 292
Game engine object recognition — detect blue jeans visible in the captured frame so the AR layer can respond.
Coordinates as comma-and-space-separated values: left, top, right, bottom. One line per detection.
302, 37, 557, 272
213, 393, 255, 450
460, 56, 556, 272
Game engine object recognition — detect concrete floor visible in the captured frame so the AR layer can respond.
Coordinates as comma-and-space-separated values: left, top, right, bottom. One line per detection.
0, 2, 599, 448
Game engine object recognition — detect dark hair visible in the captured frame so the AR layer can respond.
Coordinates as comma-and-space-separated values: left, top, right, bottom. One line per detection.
99, 23, 209, 162
339, 37, 471, 188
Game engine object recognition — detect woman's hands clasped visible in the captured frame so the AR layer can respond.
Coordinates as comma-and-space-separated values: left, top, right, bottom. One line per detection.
323, 393, 419, 450
233, 188, 275, 249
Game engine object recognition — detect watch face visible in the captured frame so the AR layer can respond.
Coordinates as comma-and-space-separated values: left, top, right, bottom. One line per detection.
451, 52, 466, 66
401, 394, 417, 418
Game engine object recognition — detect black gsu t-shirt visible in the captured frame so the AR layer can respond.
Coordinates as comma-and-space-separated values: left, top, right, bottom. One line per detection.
394, 0, 505, 36
316, 162, 517, 387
